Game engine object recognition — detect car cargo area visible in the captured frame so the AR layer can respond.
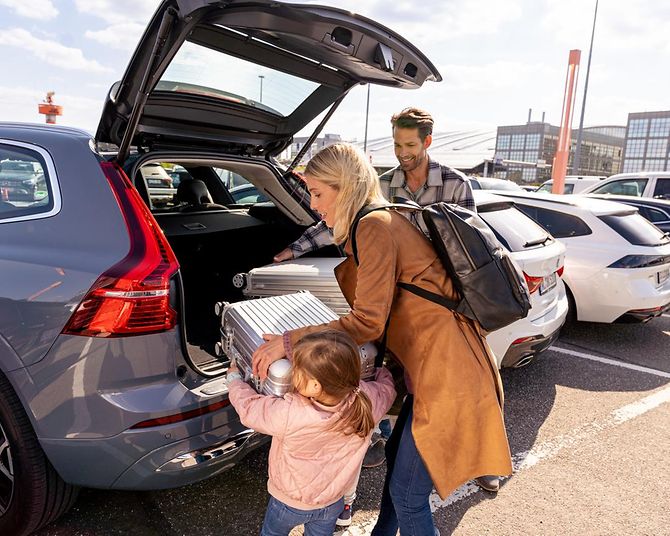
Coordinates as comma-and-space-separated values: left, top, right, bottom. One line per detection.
131, 157, 332, 375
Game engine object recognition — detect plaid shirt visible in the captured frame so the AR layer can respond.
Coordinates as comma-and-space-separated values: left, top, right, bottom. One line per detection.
288, 158, 475, 257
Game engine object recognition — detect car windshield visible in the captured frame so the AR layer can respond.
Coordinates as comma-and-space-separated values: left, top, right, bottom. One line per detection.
479, 205, 551, 251
599, 213, 670, 246
157, 40, 320, 117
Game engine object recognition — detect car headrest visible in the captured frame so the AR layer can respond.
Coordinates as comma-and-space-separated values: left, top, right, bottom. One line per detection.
176, 179, 214, 205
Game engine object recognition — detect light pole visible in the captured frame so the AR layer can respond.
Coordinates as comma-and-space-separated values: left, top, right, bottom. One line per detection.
573, 0, 599, 174
258, 75, 265, 103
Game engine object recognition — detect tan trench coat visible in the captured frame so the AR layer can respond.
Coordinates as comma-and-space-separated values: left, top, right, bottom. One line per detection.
289, 209, 513, 499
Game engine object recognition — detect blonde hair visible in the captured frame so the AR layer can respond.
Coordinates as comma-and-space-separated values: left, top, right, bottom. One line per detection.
304, 143, 386, 244
292, 329, 374, 438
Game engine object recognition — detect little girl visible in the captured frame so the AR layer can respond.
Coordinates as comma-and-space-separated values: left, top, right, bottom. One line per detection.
227, 328, 396, 536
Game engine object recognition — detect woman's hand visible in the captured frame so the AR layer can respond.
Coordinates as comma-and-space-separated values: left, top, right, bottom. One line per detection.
252, 334, 286, 380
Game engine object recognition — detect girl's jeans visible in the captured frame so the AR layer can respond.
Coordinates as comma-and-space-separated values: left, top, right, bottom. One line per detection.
260, 496, 344, 536
371, 395, 437, 536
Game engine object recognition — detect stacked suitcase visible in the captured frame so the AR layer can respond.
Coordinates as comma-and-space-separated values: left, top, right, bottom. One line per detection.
232, 258, 350, 317
215, 292, 376, 396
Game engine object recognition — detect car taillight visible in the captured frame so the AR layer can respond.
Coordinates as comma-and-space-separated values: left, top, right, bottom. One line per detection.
62, 162, 179, 337
523, 272, 543, 294
608, 255, 670, 269
557, 266, 564, 277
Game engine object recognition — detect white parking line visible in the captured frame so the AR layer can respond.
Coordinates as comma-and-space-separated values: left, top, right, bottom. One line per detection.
662, 313, 670, 319
340, 351, 670, 535
551, 346, 670, 379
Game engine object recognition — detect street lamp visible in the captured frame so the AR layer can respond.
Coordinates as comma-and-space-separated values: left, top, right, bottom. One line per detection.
258, 75, 265, 103
573, 0, 599, 174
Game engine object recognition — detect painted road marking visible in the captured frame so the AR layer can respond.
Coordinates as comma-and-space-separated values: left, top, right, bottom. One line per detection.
662, 314, 670, 319
339, 356, 670, 535
551, 346, 670, 379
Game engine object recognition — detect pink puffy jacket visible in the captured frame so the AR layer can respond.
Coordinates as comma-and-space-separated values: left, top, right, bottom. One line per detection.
228, 368, 395, 510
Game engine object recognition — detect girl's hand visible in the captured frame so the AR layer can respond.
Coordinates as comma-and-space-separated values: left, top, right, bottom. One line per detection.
252, 334, 285, 380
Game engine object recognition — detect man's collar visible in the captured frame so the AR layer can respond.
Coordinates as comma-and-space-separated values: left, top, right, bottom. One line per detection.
390, 156, 440, 188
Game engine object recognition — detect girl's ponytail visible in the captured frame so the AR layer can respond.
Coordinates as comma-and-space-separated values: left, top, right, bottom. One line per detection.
337, 387, 375, 438
292, 329, 377, 438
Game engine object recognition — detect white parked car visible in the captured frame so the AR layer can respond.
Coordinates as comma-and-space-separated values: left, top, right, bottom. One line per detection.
581, 171, 670, 200
497, 192, 670, 323
474, 192, 567, 367
536, 175, 606, 194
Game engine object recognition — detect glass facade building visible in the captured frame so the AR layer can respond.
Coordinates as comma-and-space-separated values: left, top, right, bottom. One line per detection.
622, 111, 670, 173
494, 123, 624, 183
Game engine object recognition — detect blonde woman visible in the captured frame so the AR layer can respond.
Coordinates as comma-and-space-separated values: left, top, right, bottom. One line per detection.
253, 142, 512, 535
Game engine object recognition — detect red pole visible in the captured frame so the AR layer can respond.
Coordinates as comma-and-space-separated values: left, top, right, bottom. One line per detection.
551, 49, 581, 194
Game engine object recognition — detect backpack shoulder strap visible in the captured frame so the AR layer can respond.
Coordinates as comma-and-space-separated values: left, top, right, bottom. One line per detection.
349, 202, 421, 265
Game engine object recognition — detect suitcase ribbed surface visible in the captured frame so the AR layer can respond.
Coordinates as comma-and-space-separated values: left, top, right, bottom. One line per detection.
221, 292, 338, 371
237, 258, 350, 317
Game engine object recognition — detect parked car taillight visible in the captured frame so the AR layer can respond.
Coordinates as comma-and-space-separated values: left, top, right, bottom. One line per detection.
557, 266, 564, 277
62, 162, 180, 337
607, 254, 670, 269
523, 272, 543, 294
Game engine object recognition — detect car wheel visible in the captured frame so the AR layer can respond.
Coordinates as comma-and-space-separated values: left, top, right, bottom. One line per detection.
0, 373, 79, 535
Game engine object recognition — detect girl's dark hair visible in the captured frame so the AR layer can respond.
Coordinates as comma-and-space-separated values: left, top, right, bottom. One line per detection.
292, 329, 374, 438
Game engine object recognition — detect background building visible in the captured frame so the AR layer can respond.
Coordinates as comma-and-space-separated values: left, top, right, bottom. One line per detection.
494, 122, 625, 184
621, 111, 670, 173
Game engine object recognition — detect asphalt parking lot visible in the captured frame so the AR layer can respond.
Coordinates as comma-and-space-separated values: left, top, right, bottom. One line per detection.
35, 314, 670, 536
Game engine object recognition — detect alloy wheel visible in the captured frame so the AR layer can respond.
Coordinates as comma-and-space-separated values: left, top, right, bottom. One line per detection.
0, 421, 14, 516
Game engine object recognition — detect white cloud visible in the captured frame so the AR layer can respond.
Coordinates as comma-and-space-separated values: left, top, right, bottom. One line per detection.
0, 0, 58, 20
85, 22, 146, 51
0, 28, 113, 73
542, 0, 670, 53
74, 0, 157, 25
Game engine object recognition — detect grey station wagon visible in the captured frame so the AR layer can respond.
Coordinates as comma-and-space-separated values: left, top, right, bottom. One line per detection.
0, 0, 440, 533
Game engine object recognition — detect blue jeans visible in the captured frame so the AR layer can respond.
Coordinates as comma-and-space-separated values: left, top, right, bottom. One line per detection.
260, 496, 344, 536
379, 417, 393, 439
371, 396, 437, 536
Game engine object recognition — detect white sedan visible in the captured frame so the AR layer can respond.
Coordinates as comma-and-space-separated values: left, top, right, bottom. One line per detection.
497, 191, 670, 323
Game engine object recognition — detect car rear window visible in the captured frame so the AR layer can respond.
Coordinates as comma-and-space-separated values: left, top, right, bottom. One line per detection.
0, 143, 56, 222
515, 204, 592, 238
591, 178, 648, 196
157, 40, 319, 117
598, 213, 670, 246
478, 204, 552, 252
653, 178, 670, 200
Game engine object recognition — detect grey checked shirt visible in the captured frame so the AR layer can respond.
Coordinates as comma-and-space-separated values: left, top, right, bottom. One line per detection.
288, 158, 475, 257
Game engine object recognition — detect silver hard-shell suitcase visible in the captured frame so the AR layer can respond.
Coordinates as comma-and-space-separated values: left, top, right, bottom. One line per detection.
232, 258, 350, 317
216, 292, 375, 396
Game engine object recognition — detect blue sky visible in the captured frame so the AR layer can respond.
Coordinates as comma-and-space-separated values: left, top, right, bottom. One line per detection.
1, 0, 669, 142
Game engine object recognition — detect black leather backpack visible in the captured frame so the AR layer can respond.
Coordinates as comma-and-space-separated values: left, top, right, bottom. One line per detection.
350, 202, 532, 333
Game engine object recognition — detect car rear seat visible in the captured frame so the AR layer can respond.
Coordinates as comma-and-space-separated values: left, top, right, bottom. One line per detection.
176, 179, 227, 211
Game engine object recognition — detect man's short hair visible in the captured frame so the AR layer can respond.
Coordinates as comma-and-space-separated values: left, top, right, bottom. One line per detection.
390, 107, 434, 141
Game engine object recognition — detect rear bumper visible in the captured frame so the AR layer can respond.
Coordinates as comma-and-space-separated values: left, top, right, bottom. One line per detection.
39, 406, 268, 490
616, 300, 670, 323
18, 333, 267, 490
487, 281, 568, 367
500, 326, 562, 368
571, 266, 670, 323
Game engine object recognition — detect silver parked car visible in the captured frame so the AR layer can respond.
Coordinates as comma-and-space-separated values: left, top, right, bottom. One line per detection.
0, 0, 440, 533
